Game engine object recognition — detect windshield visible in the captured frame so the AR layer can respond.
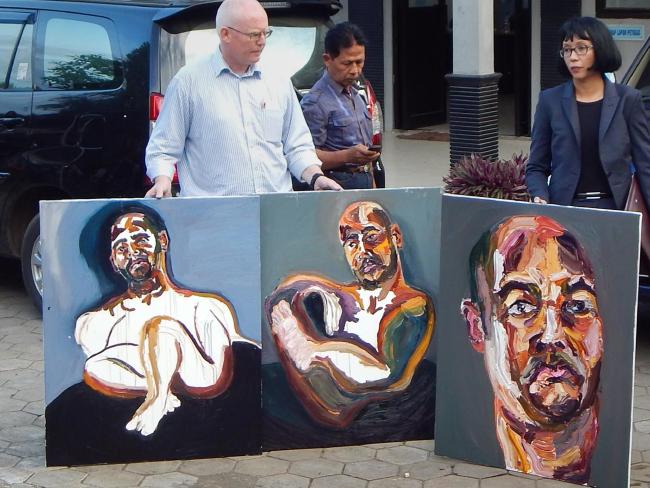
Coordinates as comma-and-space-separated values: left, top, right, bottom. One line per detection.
160, 16, 328, 93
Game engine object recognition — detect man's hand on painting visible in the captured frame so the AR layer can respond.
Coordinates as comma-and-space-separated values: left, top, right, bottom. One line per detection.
313, 174, 343, 191
271, 300, 314, 371
145, 175, 172, 199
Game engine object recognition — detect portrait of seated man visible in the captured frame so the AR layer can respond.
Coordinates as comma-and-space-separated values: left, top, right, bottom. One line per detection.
74, 206, 260, 437
460, 215, 602, 484
265, 201, 435, 432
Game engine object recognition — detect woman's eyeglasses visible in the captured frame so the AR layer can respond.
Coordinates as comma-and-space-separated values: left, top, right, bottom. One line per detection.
559, 45, 594, 58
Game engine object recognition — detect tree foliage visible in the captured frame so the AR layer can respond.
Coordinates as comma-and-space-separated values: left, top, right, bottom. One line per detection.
45, 54, 116, 90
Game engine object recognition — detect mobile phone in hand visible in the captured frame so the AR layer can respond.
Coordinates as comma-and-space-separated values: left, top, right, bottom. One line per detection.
368, 144, 382, 153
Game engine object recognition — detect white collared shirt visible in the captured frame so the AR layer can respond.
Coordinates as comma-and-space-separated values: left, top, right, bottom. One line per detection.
145, 49, 320, 196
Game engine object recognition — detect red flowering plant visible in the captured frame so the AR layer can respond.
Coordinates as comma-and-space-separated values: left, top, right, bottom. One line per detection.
443, 153, 529, 201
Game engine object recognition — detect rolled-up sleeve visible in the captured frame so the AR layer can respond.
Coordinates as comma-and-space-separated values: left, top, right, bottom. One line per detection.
145, 75, 190, 181
281, 80, 321, 181
301, 94, 328, 148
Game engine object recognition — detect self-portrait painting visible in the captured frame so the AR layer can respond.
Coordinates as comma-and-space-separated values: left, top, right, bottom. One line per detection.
435, 195, 639, 488
42, 197, 262, 465
261, 188, 440, 450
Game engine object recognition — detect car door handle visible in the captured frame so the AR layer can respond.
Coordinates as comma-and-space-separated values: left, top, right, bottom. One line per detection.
0, 117, 25, 128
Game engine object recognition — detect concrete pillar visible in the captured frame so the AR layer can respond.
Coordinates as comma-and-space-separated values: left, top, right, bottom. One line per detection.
446, 0, 501, 163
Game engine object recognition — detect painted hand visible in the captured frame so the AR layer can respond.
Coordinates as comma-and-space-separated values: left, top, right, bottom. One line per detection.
271, 300, 313, 371
126, 391, 181, 436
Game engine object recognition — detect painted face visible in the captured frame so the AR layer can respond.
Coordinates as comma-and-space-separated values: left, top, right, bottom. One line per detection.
110, 213, 160, 283
339, 204, 399, 289
562, 35, 598, 80
324, 42, 365, 88
483, 217, 602, 425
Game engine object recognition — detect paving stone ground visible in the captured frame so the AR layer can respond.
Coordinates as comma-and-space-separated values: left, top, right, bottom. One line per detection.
1, 253, 649, 487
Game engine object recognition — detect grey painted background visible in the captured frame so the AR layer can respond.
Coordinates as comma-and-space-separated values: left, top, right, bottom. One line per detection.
41, 196, 261, 404
260, 188, 442, 364
434, 195, 640, 488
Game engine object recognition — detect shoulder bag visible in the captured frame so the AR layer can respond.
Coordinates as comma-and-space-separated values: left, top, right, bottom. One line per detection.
624, 174, 650, 261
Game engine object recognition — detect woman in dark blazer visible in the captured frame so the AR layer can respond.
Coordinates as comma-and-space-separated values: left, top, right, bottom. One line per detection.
526, 16, 650, 210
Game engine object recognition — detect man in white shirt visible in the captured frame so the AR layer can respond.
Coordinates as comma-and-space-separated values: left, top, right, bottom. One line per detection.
145, 0, 340, 197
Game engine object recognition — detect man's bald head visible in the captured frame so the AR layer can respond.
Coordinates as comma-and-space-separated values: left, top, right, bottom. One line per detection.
338, 201, 392, 235
338, 201, 403, 289
216, 0, 267, 29
216, 0, 269, 74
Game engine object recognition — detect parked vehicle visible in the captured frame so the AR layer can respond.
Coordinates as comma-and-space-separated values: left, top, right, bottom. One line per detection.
0, 0, 384, 310
621, 37, 650, 299
621, 36, 650, 117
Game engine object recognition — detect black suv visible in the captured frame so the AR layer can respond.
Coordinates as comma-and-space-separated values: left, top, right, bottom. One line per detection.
622, 36, 650, 301
622, 35, 650, 116
0, 0, 354, 308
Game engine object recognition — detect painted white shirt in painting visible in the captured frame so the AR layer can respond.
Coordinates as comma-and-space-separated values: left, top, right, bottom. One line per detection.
75, 289, 252, 389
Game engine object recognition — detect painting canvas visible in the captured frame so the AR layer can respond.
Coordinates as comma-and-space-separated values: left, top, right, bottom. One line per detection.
42, 197, 262, 466
261, 188, 440, 450
434, 194, 639, 488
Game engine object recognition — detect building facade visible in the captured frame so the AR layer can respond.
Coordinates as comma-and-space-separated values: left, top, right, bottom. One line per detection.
337, 0, 650, 137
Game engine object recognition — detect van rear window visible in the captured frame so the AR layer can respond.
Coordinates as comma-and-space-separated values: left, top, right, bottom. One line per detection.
184, 26, 316, 82
159, 16, 328, 94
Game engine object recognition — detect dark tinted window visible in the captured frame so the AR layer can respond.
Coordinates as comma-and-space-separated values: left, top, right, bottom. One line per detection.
0, 21, 32, 90
41, 16, 121, 90
8, 23, 32, 90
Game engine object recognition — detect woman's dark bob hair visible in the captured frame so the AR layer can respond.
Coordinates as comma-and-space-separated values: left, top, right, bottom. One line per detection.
557, 16, 622, 78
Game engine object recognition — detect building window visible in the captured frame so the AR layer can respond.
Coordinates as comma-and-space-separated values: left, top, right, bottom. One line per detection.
597, 0, 650, 18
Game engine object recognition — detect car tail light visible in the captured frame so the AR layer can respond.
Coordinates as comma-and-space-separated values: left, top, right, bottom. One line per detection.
364, 81, 383, 146
149, 92, 164, 121
146, 92, 179, 186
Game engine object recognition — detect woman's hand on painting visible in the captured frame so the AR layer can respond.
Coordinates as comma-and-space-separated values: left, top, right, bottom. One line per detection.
533, 196, 548, 204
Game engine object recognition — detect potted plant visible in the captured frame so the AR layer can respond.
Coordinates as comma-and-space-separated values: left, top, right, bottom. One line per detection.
443, 153, 529, 201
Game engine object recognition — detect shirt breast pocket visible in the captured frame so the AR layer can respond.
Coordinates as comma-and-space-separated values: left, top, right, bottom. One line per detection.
263, 108, 283, 143
329, 114, 355, 146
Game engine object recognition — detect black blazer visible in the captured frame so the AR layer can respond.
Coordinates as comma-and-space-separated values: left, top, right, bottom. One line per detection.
526, 78, 650, 209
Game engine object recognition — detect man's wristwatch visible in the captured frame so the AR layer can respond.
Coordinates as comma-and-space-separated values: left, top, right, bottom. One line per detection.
310, 173, 325, 190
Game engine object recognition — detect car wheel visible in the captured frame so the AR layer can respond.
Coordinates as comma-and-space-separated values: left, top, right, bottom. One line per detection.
20, 214, 43, 314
